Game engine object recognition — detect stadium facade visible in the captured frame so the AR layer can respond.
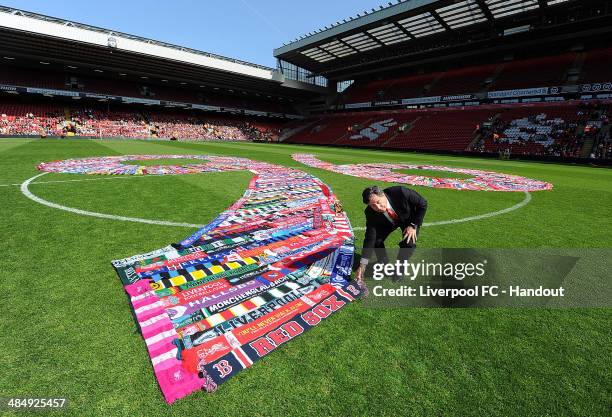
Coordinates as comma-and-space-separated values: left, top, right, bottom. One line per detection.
0, 1, 610, 161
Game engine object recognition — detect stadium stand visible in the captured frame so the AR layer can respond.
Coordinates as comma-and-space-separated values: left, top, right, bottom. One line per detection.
0, 66, 295, 114
0, 61, 296, 114
427, 64, 498, 96
339, 50, 594, 106
284, 101, 610, 159
1, 2, 610, 161
334, 112, 421, 148
285, 107, 488, 151
342, 79, 396, 103
385, 109, 494, 151
470, 102, 610, 157
489, 53, 577, 91
579, 47, 612, 84
476, 105, 582, 156
0, 99, 282, 141
0, 67, 66, 90
342, 73, 437, 103
0, 102, 65, 136
283, 39, 611, 161
287, 113, 371, 145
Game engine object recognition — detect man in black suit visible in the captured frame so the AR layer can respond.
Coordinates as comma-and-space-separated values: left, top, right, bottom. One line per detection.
355, 185, 428, 287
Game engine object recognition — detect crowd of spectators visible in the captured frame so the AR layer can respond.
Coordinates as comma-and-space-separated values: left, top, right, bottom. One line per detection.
147, 114, 279, 141
147, 114, 280, 141
3, 100, 607, 158
591, 134, 611, 158
475, 114, 581, 157
71, 108, 150, 138
578, 102, 611, 159
0, 103, 281, 142
0, 108, 64, 136
472, 103, 610, 158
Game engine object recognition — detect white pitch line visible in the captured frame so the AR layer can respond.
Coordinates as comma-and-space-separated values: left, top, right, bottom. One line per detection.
20, 172, 531, 230
353, 191, 531, 230
1, 175, 154, 187
20, 172, 205, 228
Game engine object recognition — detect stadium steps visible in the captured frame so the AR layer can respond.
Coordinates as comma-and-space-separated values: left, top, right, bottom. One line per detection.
565, 53, 587, 86
381, 117, 421, 147
580, 137, 595, 158
466, 133, 483, 151
279, 118, 321, 142
467, 113, 501, 150
381, 79, 400, 100
423, 73, 444, 96
332, 118, 373, 144
582, 124, 610, 157
381, 132, 400, 148
63, 108, 71, 121
482, 64, 505, 93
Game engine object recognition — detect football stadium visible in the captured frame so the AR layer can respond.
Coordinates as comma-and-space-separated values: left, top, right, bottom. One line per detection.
0, 1, 610, 415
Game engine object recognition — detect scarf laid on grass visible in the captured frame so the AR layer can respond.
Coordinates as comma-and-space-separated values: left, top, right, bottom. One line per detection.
292, 153, 553, 192
36, 155, 362, 404
184, 282, 362, 391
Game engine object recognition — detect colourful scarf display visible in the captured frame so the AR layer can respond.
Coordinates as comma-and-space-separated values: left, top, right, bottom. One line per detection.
292, 153, 553, 192
38, 154, 362, 403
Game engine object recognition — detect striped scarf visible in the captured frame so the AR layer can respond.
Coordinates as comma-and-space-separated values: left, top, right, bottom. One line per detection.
111, 158, 360, 403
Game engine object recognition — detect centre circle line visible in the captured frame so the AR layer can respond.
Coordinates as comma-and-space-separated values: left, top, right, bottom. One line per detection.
20, 173, 531, 229
2, 175, 155, 188
352, 191, 531, 230
20, 172, 205, 228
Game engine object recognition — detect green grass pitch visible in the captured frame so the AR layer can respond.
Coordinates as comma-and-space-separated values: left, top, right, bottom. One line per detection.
0, 138, 610, 416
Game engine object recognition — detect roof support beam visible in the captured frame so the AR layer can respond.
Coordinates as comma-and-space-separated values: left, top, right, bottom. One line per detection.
363, 31, 385, 46
475, 0, 496, 22
430, 10, 453, 32
335, 37, 360, 53
316, 46, 339, 58
392, 21, 416, 40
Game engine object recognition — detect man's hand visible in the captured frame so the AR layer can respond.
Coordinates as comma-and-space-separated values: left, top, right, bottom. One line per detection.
355, 264, 365, 282
403, 226, 417, 244
354, 264, 369, 297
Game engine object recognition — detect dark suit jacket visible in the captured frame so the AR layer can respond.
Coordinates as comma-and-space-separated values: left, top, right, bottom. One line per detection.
362, 186, 428, 261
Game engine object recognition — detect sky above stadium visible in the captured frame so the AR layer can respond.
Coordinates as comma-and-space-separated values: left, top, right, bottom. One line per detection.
3, 0, 390, 67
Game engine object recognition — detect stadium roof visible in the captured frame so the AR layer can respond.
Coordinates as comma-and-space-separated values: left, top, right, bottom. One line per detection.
274, 0, 611, 79
0, 6, 326, 99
